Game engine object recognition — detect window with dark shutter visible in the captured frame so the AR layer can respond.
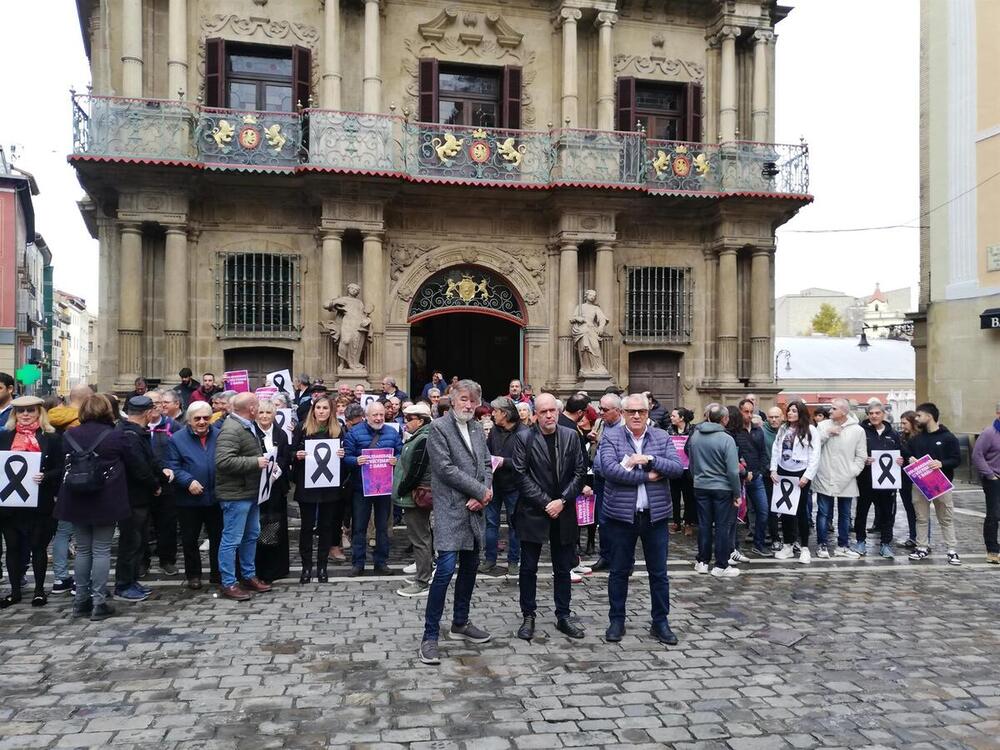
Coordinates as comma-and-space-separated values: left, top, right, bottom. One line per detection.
501, 65, 522, 130
616, 76, 636, 132
437, 63, 501, 127
205, 38, 226, 108
626, 80, 698, 141
208, 41, 295, 112
292, 46, 311, 110
684, 83, 702, 143
418, 58, 439, 122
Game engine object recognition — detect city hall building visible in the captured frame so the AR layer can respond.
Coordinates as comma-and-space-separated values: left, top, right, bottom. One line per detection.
71, 0, 809, 404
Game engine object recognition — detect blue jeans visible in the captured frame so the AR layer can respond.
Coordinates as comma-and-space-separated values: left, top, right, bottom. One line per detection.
351, 493, 391, 568
484, 486, 520, 565
745, 475, 770, 551
604, 513, 670, 627
422, 546, 480, 641
73, 524, 115, 607
52, 520, 74, 581
816, 494, 853, 549
695, 489, 735, 569
218, 500, 260, 587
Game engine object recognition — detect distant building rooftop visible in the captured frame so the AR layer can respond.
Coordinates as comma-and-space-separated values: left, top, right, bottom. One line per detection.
776, 336, 915, 381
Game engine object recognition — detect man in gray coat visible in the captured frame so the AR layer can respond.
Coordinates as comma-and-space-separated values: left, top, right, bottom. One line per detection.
419, 379, 494, 665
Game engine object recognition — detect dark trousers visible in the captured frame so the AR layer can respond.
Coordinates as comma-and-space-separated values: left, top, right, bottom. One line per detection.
776, 470, 811, 547
519, 522, 575, 620
855, 490, 895, 544
670, 472, 696, 526
115, 506, 149, 589
764, 476, 781, 544
604, 513, 670, 627
984, 478, 1000, 554
299, 501, 335, 567
695, 489, 735, 569
0, 513, 56, 597
351, 494, 391, 568
593, 475, 610, 560
422, 546, 479, 641
144, 491, 177, 567
176, 504, 222, 582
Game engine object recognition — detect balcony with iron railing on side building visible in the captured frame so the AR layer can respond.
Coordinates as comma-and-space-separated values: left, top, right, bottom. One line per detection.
70, 92, 810, 198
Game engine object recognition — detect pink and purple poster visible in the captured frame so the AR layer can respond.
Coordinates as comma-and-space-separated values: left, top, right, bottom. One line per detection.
903, 454, 954, 502
223, 370, 250, 393
670, 435, 689, 469
361, 448, 395, 497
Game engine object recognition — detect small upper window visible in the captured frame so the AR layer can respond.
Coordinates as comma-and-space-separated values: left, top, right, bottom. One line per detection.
438, 65, 501, 128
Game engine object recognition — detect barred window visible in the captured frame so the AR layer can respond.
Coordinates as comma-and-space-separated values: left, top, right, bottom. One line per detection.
624, 266, 693, 343
216, 252, 302, 338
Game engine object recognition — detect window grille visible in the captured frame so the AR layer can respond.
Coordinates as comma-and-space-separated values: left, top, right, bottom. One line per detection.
624, 266, 693, 343
216, 252, 301, 338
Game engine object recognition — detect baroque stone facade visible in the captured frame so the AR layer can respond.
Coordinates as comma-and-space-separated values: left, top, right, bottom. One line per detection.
71, 0, 808, 406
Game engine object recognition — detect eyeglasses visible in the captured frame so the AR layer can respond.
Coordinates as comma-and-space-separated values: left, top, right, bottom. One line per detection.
14, 406, 37, 414
623, 409, 648, 416
191, 416, 211, 422
599, 406, 618, 412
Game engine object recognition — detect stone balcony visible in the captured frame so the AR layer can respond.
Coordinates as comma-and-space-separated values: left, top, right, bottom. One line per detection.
71, 94, 810, 197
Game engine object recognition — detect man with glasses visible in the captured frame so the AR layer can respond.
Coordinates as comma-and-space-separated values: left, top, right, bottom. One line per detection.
596, 393, 684, 644
589, 394, 624, 571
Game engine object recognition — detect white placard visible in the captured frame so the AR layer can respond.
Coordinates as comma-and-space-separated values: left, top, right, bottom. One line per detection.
304, 438, 341, 489
274, 408, 295, 443
359, 394, 380, 411
257, 448, 281, 505
383, 422, 401, 432
0, 451, 41, 509
770, 476, 802, 516
871, 449, 902, 490
266, 369, 295, 400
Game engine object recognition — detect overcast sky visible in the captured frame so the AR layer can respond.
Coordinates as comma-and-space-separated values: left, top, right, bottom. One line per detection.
0, 0, 918, 312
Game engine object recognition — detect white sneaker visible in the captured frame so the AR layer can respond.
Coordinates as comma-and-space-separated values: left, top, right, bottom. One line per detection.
570, 570, 583, 583
403, 562, 417, 575
798, 548, 811, 565
694, 562, 709, 574
572, 564, 593, 576
199, 539, 210, 552
834, 546, 861, 559
732, 550, 750, 564
728, 552, 741, 566
773, 544, 795, 560
710, 566, 740, 578
817, 546, 830, 559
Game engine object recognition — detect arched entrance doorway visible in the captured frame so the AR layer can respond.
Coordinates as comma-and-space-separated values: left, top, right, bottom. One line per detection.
408, 265, 526, 400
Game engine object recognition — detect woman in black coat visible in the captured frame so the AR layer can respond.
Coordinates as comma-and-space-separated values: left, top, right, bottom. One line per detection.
667, 408, 696, 535
292, 396, 346, 583
255, 399, 292, 583
0, 397, 64, 608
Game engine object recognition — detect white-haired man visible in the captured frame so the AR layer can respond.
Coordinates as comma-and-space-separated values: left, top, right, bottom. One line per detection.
813, 398, 867, 559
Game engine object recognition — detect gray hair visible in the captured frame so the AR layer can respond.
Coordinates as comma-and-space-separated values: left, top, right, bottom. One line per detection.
831, 397, 852, 414
622, 393, 651, 411
383, 376, 397, 387
516, 401, 534, 415
272, 394, 288, 408
160, 389, 180, 404
707, 405, 728, 424
257, 398, 275, 413
186, 401, 212, 419
428, 387, 441, 398
599, 393, 622, 410
451, 379, 482, 402
866, 399, 885, 413
490, 396, 519, 424
365, 400, 385, 415
703, 401, 720, 418
344, 403, 364, 421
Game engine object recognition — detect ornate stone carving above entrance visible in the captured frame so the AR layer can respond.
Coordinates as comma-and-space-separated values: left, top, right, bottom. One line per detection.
613, 55, 705, 81
408, 265, 525, 324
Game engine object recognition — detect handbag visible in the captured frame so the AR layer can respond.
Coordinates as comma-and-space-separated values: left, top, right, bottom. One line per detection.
412, 484, 433, 510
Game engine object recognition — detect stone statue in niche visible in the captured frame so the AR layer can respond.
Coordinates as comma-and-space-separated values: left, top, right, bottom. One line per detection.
570, 289, 610, 376
323, 283, 372, 373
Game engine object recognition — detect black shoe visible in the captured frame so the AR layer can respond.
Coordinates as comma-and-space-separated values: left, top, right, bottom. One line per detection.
373, 565, 395, 576
0, 593, 22, 609
517, 614, 536, 641
650, 622, 678, 645
31, 591, 47, 607
316, 563, 329, 583
349, 567, 365, 577
51, 577, 75, 596
557, 618, 585, 639
90, 602, 115, 621
299, 566, 313, 584
71, 599, 93, 618
605, 621, 625, 642
591, 558, 610, 572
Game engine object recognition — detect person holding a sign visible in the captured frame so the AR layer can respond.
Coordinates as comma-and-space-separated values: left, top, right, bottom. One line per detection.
769, 400, 820, 564
292, 396, 345, 583
0, 397, 64, 609
255, 400, 292, 584
666, 408, 696, 536
904, 403, 962, 565
972, 402, 1000, 564
855, 401, 904, 559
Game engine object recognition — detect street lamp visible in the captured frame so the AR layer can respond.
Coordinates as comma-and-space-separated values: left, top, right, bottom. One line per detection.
774, 349, 791, 380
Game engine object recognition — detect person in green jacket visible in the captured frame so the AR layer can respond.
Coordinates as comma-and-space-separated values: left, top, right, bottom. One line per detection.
393, 402, 434, 598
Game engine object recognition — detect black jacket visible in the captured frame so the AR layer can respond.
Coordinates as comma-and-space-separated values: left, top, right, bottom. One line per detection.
116, 420, 165, 509
511, 425, 587, 546
486, 422, 531, 493
0, 430, 64, 517
734, 425, 768, 479
904, 425, 961, 481
858, 420, 903, 494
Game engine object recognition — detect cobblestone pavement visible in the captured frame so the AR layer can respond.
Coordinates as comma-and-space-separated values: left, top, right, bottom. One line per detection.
1, 486, 999, 749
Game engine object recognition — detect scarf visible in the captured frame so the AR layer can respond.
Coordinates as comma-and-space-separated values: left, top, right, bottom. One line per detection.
12, 423, 41, 452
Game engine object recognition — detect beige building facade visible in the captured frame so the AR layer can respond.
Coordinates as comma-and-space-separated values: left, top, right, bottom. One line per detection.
72, 0, 809, 406
914, 0, 1000, 434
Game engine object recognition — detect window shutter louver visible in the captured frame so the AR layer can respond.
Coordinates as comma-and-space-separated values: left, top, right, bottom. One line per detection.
292, 46, 311, 110
501, 65, 522, 130
616, 76, 636, 132
205, 38, 225, 108
685, 83, 703, 142
418, 58, 439, 122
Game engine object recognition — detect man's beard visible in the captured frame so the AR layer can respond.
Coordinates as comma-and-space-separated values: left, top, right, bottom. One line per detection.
454, 409, 475, 423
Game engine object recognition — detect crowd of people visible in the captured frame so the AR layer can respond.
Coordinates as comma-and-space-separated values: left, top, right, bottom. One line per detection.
0, 368, 997, 659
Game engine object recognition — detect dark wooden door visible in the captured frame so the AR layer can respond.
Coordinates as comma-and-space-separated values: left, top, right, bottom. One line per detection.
223, 347, 293, 390
628, 351, 681, 412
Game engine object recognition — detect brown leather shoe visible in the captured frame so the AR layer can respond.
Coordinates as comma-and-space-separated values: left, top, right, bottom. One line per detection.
241, 577, 272, 593
219, 584, 251, 601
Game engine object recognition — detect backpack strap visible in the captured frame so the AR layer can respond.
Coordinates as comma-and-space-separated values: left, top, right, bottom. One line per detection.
65, 428, 112, 454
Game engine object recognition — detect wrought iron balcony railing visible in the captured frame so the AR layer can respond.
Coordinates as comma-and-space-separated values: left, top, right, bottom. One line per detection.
70, 93, 810, 197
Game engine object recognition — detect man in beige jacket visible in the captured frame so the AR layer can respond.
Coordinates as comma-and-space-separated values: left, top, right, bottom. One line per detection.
812, 398, 867, 559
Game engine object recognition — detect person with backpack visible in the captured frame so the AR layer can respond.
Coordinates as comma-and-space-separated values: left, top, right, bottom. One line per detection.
0, 397, 65, 609
55, 394, 132, 621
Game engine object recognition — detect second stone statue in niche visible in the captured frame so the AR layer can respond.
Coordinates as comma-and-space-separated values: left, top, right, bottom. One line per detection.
323, 283, 373, 374
570, 289, 610, 377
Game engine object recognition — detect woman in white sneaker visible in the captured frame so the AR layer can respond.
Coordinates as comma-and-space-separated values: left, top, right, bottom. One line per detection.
769, 400, 821, 564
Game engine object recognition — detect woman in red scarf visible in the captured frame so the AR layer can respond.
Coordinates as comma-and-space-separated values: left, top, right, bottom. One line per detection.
0, 396, 64, 608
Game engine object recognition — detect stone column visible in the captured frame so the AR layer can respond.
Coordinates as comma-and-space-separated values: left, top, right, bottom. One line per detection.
750, 247, 772, 383
559, 8, 582, 127
716, 245, 739, 382
558, 242, 579, 379
163, 224, 188, 380
595, 243, 614, 320
322, 0, 342, 108
362, 232, 385, 376
362, 0, 382, 112
321, 229, 344, 305
702, 247, 719, 380
718, 26, 740, 142
595, 12, 617, 131
751, 30, 772, 143
167, 0, 188, 98
121, 0, 144, 97
118, 222, 144, 381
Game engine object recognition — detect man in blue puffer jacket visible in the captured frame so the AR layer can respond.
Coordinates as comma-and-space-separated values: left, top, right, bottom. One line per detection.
597, 392, 683, 646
